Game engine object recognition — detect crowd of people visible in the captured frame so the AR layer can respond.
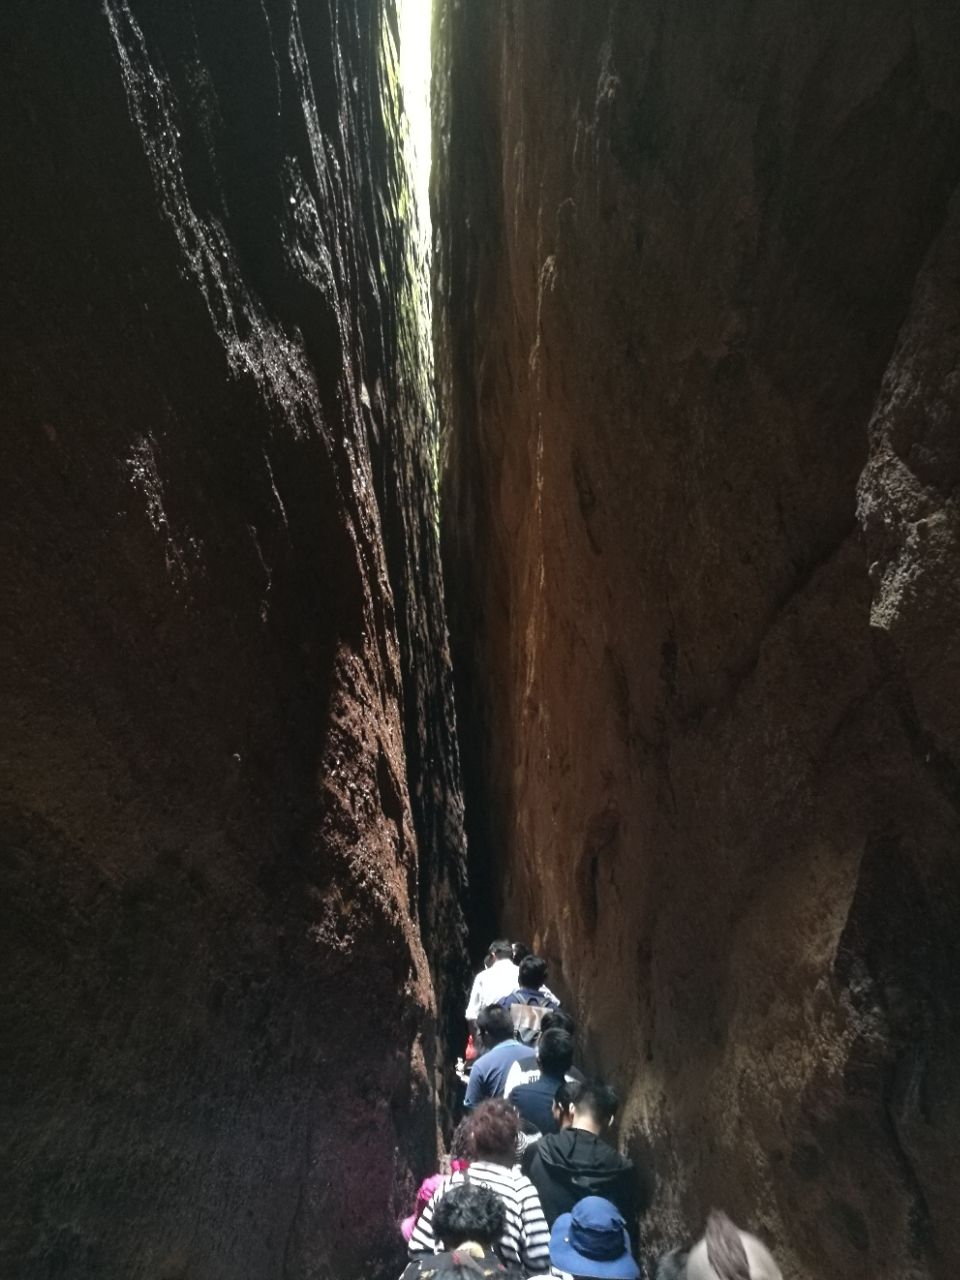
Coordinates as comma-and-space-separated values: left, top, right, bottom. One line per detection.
398, 939, 783, 1280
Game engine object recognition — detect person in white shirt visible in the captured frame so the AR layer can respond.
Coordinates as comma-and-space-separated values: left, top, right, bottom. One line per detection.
465, 939, 519, 1025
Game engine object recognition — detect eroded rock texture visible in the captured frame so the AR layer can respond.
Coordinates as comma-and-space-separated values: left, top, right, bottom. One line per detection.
1, 2, 464, 1276
436, 3, 960, 1277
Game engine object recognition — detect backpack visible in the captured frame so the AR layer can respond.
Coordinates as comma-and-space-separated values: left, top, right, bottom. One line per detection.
509, 1003, 548, 1046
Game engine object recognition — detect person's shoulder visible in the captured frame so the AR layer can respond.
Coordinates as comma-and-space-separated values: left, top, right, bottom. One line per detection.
493, 1164, 535, 1194
513, 1168, 542, 1197
592, 1136, 631, 1168
430, 1170, 461, 1195
492, 1037, 524, 1060
471, 1162, 526, 1198
477, 1159, 522, 1182
597, 1140, 634, 1173
468, 1053, 494, 1086
505, 1055, 535, 1083
528, 1129, 565, 1160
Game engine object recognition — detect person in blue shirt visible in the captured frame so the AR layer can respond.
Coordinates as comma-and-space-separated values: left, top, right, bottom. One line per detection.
463, 1005, 530, 1109
509, 1029, 575, 1135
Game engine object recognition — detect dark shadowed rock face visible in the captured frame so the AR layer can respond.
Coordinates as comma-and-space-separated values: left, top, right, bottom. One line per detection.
436, 2, 960, 1277
0, 2, 464, 1277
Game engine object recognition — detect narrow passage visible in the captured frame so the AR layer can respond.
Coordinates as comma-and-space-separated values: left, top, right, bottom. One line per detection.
397, 939, 781, 1280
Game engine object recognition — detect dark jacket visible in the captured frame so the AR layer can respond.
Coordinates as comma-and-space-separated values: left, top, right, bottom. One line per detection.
510, 1073, 564, 1135
520, 1128, 637, 1228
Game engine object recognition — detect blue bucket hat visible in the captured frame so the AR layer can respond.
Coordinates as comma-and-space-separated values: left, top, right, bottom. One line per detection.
549, 1196, 640, 1279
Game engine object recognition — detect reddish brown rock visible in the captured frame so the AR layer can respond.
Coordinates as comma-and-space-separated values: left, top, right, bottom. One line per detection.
435, 3, 960, 1277
0, 2, 463, 1277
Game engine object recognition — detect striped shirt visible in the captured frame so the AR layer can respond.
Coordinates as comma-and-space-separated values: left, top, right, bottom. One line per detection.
408, 1161, 551, 1273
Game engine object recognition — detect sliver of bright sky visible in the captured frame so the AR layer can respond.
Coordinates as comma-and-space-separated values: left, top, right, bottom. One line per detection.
397, 0, 432, 268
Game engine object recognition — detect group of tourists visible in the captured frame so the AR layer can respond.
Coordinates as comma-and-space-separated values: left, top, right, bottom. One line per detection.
398, 939, 783, 1280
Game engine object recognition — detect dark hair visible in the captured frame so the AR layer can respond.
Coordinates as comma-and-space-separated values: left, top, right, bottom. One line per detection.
554, 1078, 619, 1125
468, 1099, 520, 1164
433, 1183, 506, 1247
511, 941, 530, 964
554, 1079, 580, 1112
477, 1004, 514, 1046
487, 939, 513, 960
541, 1008, 575, 1036
518, 955, 547, 988
537, 1028, 575, 1077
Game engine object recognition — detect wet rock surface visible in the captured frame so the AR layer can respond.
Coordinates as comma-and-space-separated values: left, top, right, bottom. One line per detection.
1, 2, 463, 1276
435, 3, 960, 1277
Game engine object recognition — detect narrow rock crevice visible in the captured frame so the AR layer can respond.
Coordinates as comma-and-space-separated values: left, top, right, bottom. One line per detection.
6, 3, 960, 1279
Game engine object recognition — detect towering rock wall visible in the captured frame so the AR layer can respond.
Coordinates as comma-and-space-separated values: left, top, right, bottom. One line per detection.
436, 2, 960, 1277
1, 2, 464, 1276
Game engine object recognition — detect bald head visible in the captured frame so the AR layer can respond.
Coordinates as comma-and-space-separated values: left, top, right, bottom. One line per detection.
685, 1212, 782, 1280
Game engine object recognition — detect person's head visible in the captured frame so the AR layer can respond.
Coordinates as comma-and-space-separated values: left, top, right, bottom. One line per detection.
552, 1079, 619, 1134
537, 1028, 575, 1078
476, 1004, 514, 1049
512, 941, 530, 965
685, 1212, 782, 1280
485, 939, 513, 967
432, 1183, 506, 1249
553, 1079, 580, 1130
549, 1196, 640, 1280
518, 954, 548, 989
541, 1008, 575, 1036
467, 1098, 521, 1166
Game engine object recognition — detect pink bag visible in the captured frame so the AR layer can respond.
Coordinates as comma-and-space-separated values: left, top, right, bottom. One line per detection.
401, 1174, 445, 1241
400, 1163, 471, 1240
